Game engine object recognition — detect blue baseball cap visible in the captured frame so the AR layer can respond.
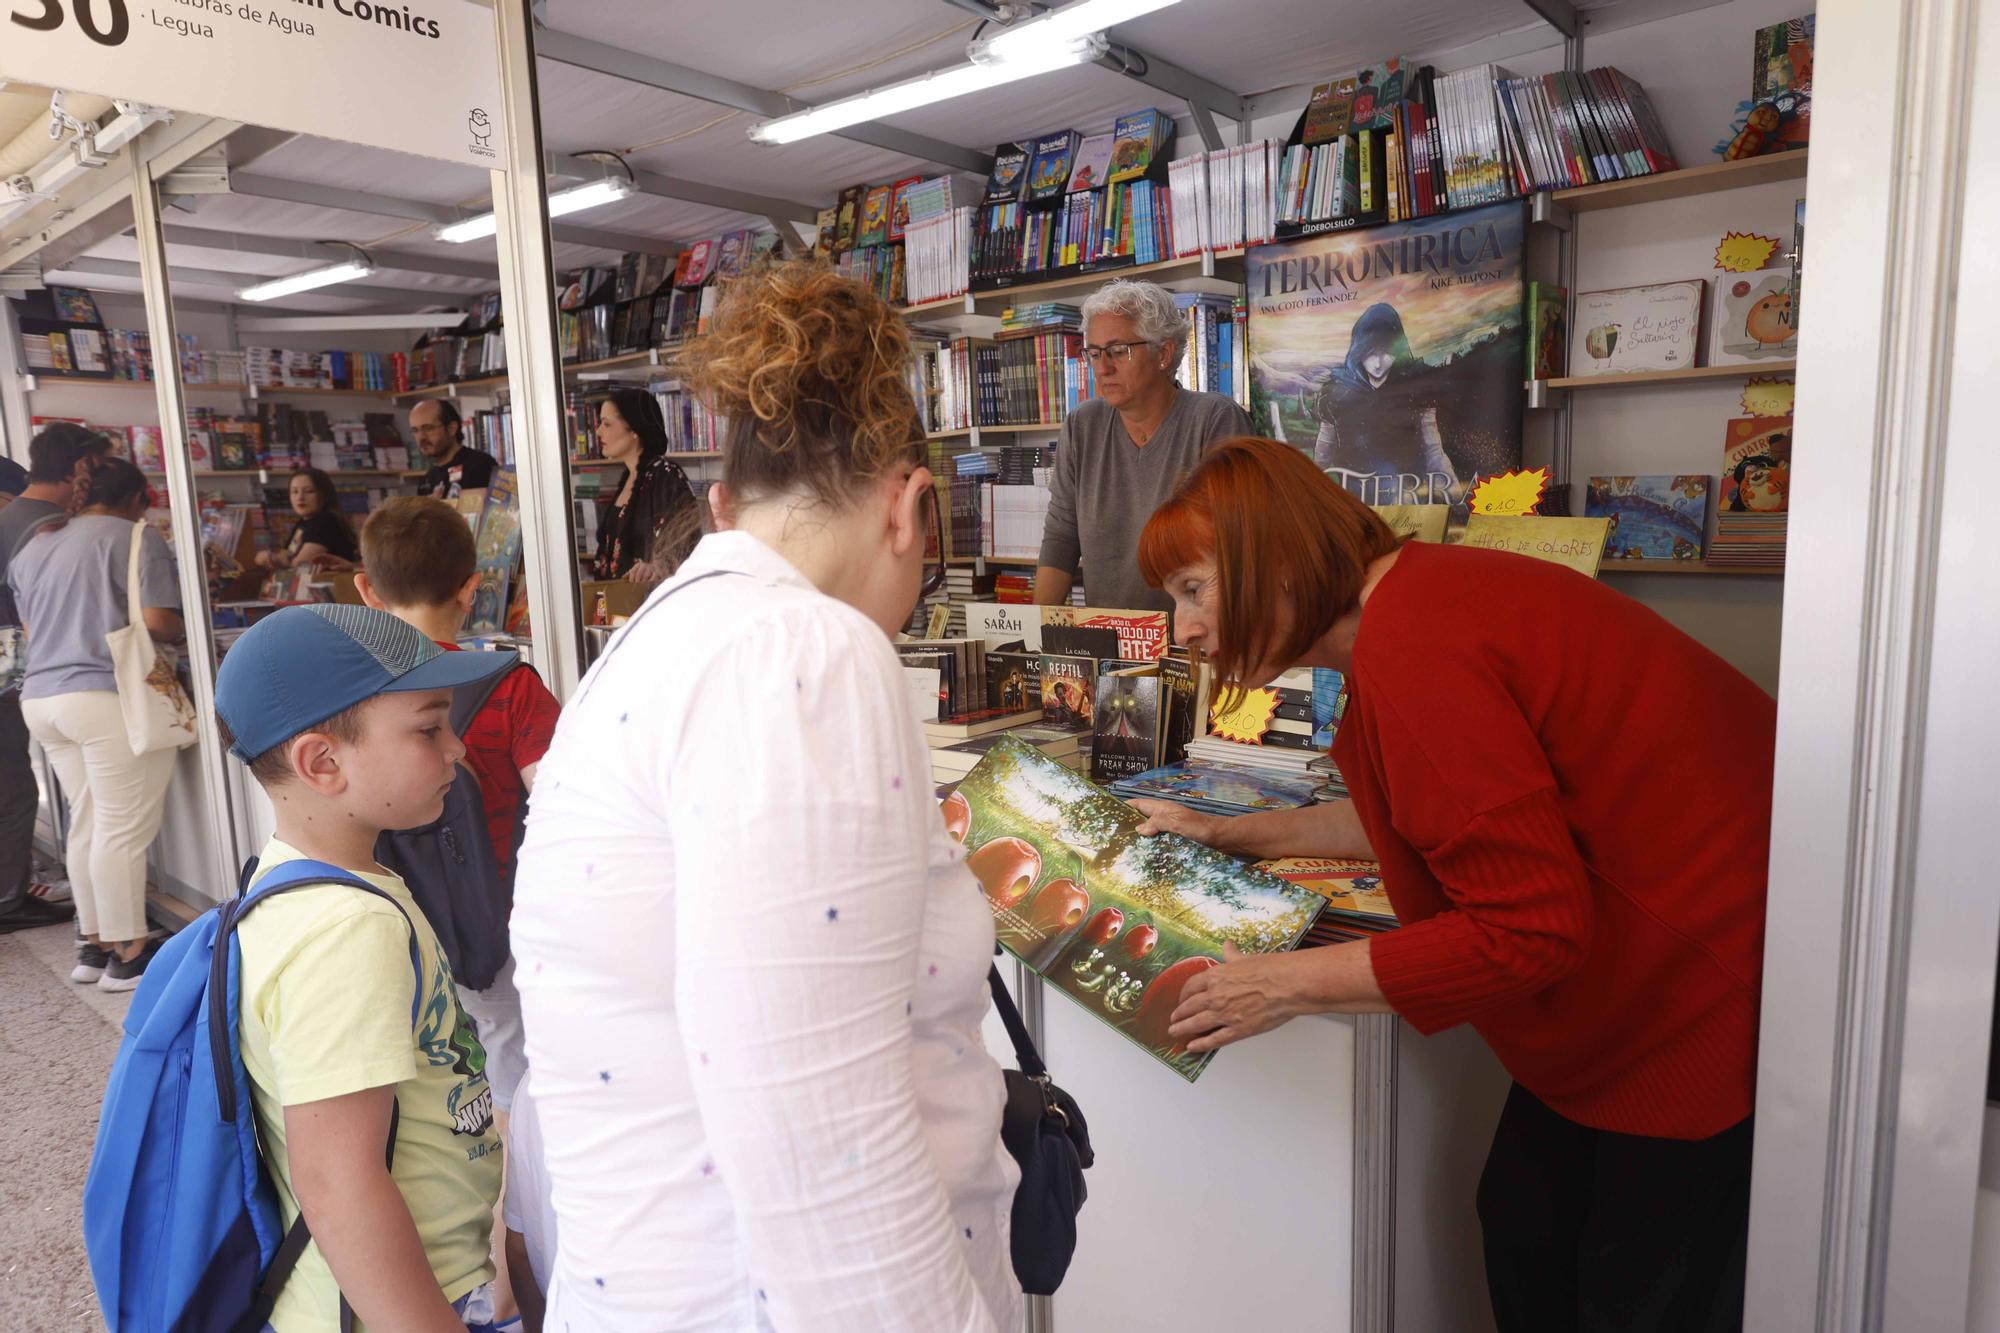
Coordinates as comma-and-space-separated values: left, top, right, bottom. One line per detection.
215, 604, 516, 762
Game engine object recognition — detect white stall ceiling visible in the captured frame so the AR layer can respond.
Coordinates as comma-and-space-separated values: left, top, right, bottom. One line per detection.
15, 0, 1640, 311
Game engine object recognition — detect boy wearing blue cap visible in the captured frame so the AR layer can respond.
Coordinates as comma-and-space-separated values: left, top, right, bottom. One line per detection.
213, 604, 515, 1332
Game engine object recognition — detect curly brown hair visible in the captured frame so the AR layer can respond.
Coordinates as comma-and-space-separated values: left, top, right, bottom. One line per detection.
677, 259, 924, 508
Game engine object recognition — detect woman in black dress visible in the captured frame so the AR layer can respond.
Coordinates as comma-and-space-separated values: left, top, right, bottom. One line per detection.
256, 468, 359, 572
591, 387, 704, 582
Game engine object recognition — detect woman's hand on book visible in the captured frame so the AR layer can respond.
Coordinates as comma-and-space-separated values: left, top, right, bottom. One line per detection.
1130, 798, 1226, 848
1166, 942, 1308, 1054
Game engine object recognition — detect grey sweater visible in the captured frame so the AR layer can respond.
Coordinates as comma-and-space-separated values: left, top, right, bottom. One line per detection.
1037, 388, 1254, 611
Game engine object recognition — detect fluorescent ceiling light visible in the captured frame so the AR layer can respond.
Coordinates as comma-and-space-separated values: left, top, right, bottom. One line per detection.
237, 260, 375, 303
436, 176, 637, 244
749, 39, 1104, 146
979, 0, 1183, 64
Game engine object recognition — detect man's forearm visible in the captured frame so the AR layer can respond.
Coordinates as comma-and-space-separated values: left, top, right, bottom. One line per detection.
1033, 565, 1074, 606
1214, 798, 1373, 860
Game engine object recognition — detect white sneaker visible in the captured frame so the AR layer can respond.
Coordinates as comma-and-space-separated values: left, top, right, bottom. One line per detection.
28, 878, 72, 905
71, 942, 111, 984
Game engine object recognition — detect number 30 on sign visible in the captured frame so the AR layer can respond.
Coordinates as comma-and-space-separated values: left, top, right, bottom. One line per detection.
10, 0, 130, 45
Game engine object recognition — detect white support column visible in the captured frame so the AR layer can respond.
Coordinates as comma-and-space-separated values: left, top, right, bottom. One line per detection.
1743, 0, 1998, 1325
1349, 1015, 1398, 1333
489, 0, 582, 700
129, 146, 241, 891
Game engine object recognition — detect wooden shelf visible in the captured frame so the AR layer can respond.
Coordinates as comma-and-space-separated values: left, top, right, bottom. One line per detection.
251, 385, 399, 398
1539, 361, 1795, 391
1599, 559, 1784, 577
1552, 151, 1807, 213
394, 349, 681, 402
25, 376, 247, 393
143, 468, 420, 479
952, 250, 1245, 315
925, 423, 1065, 440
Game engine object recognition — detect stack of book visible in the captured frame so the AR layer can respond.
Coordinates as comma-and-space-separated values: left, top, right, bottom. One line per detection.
1166, 141, 1281, 255
1494, 68, 1679, 194
1173, 293, 1246, 405
928, 719, 1089, 784
1712, 416, 1791, 568
1107, 760, 1322, 815
1255, 858, 1398, 947
898, 638, 989, 720
999, 303, 1082, 335
904, 206, 974, 305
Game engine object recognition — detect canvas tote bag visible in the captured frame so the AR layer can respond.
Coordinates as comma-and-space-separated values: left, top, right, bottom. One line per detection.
106, 521, 197, 755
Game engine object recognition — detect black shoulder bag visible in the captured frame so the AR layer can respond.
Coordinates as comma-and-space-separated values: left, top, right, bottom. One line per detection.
987, 963, 1094, 1296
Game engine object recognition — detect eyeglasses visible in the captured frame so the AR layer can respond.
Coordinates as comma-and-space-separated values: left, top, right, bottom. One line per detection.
1081, 340, 1154, 366
921, 486, 947, 600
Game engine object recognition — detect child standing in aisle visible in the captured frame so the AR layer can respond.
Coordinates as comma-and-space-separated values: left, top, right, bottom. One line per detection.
356, 496, 561, 1115
212, 605, 513, 1331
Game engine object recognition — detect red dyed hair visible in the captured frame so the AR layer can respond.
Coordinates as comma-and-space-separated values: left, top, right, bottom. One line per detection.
1139, 438, 1401, 687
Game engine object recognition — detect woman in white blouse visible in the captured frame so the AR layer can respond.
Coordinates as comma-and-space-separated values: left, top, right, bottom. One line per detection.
511, 261, 1021, 1332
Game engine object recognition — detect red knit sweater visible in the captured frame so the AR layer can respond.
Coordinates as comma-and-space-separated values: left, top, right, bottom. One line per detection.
1335, 540, 1773, 1139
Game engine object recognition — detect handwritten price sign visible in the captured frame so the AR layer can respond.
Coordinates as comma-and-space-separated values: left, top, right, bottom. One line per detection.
1714, 232, 1783, 273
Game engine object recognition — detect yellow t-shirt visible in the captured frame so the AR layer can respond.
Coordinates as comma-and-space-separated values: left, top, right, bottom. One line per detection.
237, 839, 503, 1332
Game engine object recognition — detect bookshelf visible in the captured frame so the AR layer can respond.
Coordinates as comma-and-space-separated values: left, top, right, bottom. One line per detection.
23, 377, 250, 394
141, 469, 421, 480
392, 347, 679, 403
1552, 151, 1807, 213
1598, 560, 1784, 577
1541, 361, 1796, 391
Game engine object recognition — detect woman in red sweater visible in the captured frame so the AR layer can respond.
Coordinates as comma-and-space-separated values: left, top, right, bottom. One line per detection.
1131, 439, 1771, 1333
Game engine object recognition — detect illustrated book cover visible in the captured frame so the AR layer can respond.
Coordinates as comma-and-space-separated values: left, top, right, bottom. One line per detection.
1585, 475, 1711, 560
1091, 669, 1163, 783
1570, 280, 1704, 375
985, 141, 1032, 204
987, 650, 1044, 712
1246, 199, 1526, 513
1040, 653, 1097, 728
1709, 268, 1797, 364
1106, 109, 1173, 183
1526, 281, 1567, 380
1025, 130, 1080, 203
1720, 416, 1791, 513
856, 186, 894, 248
1254, 857, 1397, 924
1067, 133, 1116, 193
1107, 761, 1323, 814
466, 468, 521, 635
1042, 605, 1170, 662
948, 737, 1325, 1081
884, 176, 923, 240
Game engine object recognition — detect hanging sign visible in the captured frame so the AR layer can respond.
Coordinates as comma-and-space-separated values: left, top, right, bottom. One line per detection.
0, 0, 503, 170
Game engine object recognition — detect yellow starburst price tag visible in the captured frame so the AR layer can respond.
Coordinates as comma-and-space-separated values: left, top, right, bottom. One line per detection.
1714, 231, 1782, 273
1741, 378, 1796, 416
1209, 687, 1280, 744
1467, 468, 1551, 517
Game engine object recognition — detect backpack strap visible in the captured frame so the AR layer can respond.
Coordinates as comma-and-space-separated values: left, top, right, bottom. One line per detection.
228, 859, 418, 1333
446, 652, 524, 737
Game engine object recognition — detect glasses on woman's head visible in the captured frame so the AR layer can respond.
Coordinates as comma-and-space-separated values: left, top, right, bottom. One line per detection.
1081, 340, 1154, 367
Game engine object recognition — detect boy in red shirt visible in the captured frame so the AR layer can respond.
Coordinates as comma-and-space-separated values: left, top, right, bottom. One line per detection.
357, 496, 561, 1116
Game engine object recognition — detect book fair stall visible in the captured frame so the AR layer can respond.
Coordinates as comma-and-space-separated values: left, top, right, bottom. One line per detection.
4, 0, 1998, 1327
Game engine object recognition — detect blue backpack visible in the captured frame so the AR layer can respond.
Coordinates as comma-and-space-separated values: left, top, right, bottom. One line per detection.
83, 859, 419, 1333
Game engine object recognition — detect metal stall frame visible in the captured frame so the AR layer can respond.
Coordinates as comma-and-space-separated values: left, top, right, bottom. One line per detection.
1743, 0, 2000, 1326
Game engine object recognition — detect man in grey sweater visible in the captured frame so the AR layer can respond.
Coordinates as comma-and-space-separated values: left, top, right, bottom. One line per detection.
1035, 279, 1253, 613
